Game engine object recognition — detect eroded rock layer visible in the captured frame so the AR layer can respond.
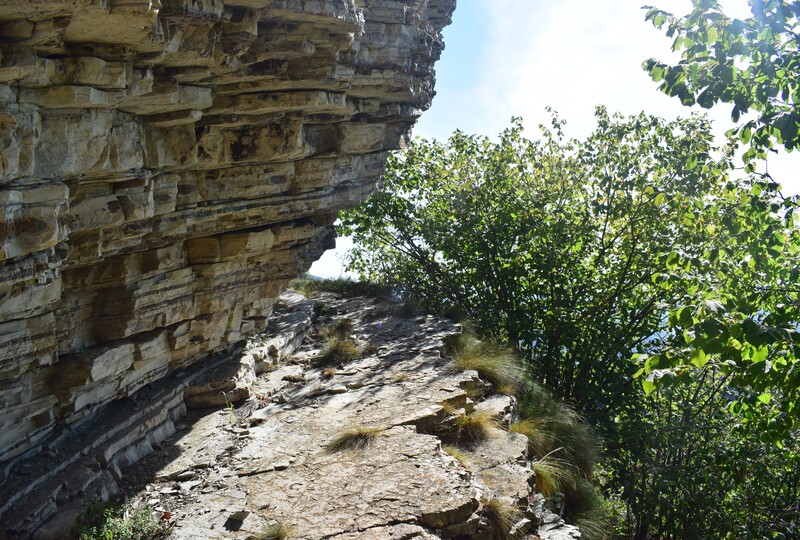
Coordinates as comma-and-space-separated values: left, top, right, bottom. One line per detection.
0, 0, 454, 471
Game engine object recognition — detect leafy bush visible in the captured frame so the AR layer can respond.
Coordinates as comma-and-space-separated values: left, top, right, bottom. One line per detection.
73, 503, 171, 540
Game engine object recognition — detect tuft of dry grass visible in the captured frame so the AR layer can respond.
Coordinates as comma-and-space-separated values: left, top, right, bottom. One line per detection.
447, 334, 526, 396
509, 418, 557, 459
324, 426, 382, 453
322, 367, 336, 379
320, 318, 354, 340
314, 336, 361, 367
532, 455, 578, 497
481, 496, 523, 540
443, 445, 471, 467
392, 373, 410, 383
258, 521, 292, 540
453, 410, 496, 444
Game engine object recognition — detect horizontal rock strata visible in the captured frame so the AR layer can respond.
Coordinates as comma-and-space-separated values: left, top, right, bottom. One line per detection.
0, 0, 454, 510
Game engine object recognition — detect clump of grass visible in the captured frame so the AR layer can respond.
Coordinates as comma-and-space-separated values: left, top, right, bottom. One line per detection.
481, 496, 523, 540
313, 336, 361, 367
516, 382, 597, 478
570, 478, 613, 540
509, 418, 557, 461
532, 454, 578, 497
453, 410, 496, 443
258, 521, 292, 540
325, 426, 382, 453
447, 334, 526, 396
313, 301, 332, 315
440, 400, 458, 415
320, 318, 354, 340
512, 381, 606, 535
322, 367, 336, 379
73, 503, 171, 540
443, 445, 471, 467
392, 373, 410, 383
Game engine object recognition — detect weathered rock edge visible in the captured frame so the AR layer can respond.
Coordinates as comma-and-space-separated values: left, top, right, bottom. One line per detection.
18, 290, 582, 539
0, 0, 454, 491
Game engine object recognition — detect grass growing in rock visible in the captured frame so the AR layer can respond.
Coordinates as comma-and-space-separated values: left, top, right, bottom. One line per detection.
481, 496, 523, 540
531, 455, 578, 497
453, 410, 496, 444
258, 522, 292, 540
319, 318, 354, 340
516, 382, 597, 478
313, 336, 361, 367
443, 445, 471, 467
446, 334, 526, 396
392, 373, 410, 383
511, 381, 607, 537
72, 503, 171, 540
325, 426, 382, 452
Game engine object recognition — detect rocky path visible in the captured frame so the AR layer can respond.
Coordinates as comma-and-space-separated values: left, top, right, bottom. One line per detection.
106, 291, 581, 540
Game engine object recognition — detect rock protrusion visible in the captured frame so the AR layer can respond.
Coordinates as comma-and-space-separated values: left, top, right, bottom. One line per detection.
0, 0, 455, 470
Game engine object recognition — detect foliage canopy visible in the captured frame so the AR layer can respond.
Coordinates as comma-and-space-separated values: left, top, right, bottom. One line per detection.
644, 0, 800, 162
339, 108, 800, 537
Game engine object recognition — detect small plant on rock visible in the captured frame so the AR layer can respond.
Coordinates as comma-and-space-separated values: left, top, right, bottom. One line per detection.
392, 373, 410, 383
221, 391, 238, 425
258, 521, 292, 540
453, 410, 496, 444
443, 445, 471, 468
313, 336, 360, 367
531, 454, 577, 497
447, 334, 526, 396
72, 503, 171, 540
325, 425, 382, 453
481, 496, 523, 540
320, 318, 354, 340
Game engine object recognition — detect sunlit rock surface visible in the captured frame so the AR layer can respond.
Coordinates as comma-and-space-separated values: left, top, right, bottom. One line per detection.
59, 291, 572, 539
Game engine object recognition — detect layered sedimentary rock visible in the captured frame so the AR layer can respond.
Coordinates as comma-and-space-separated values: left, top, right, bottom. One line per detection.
0, 0, 454, 477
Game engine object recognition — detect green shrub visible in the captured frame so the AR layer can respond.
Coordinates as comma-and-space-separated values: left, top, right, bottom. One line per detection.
73, 503, 171, 540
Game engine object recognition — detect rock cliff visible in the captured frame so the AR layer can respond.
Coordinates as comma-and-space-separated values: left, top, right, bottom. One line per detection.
0, 0, 453, 493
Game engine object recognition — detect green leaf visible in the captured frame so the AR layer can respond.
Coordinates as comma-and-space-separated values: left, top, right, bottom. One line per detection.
690, 347, 710, 367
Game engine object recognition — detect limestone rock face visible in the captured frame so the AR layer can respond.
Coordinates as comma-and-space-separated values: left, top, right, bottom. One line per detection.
0, 0, 454, 469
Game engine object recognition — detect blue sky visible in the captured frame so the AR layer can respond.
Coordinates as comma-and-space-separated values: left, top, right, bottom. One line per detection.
310, 0, 800, 277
